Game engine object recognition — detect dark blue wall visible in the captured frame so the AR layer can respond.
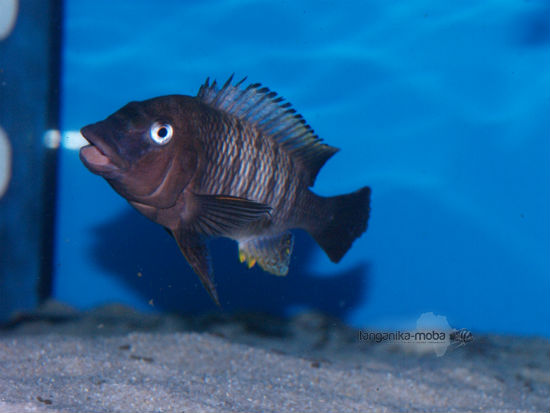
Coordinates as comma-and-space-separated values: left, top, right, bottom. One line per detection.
0, 0, 61, 322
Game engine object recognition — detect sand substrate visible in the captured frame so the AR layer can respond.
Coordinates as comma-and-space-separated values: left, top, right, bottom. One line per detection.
0, 302, 548, 412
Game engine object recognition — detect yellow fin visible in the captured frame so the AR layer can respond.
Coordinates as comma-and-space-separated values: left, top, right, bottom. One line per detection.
237, 232, 294, 276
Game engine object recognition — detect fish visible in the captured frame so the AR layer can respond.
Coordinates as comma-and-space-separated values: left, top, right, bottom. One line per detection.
450, 328, 474, 347
80, 75, 371, 305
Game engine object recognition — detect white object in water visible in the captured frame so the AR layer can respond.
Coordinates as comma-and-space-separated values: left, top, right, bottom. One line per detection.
0, 0, 18, 41
44, 129, 61, 149
0, 125, 12, 198
62, 130, 88, 150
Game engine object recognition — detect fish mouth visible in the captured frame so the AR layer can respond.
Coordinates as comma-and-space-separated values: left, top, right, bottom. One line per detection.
79, 124, 123, 174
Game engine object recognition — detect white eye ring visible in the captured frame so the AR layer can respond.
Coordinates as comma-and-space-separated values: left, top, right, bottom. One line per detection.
149, 122, 173, 145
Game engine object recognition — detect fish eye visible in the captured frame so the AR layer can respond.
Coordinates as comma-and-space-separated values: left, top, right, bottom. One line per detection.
149, 122, 173, 145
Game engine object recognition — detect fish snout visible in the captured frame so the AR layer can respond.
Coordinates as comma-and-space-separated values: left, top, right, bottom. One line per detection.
80, 122, 124, 174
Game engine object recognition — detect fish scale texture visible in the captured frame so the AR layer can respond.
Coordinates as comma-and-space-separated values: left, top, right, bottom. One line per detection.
198, 114, 297, 228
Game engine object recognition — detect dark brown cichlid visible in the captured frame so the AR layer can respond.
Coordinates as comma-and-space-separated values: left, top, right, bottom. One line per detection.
80, 76, 371, 305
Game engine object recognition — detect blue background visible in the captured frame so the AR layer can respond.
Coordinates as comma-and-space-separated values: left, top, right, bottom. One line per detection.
54, 0, 550, 336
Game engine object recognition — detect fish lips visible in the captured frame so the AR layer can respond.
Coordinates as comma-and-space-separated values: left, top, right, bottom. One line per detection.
80, 123, 126, 176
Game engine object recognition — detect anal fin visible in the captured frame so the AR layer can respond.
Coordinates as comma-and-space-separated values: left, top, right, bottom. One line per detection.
173, 228, 219, 306
238, 232, 294, 276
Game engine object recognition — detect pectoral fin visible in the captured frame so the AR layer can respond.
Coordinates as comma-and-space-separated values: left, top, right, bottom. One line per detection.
191, 193, 271, 236
172, 228, 219, 306
238, 232, 294, 276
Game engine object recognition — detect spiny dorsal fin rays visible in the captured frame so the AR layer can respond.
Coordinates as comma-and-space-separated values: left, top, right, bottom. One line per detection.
211, 74, 235, 107
196, 75, 339, 186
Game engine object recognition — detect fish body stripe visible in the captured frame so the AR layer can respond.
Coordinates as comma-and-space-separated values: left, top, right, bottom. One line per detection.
198, 115, 299, 235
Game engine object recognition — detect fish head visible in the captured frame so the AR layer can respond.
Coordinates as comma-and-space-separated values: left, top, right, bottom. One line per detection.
80, 96, 198, 209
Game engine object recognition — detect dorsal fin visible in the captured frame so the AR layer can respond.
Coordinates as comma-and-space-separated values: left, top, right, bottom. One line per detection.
196, 75, 339, 186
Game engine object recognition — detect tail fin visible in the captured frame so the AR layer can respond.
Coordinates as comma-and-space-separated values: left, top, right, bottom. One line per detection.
306, 187, 371, 262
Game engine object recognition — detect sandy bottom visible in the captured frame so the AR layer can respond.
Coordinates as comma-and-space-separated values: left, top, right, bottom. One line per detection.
0, 301, 548, 412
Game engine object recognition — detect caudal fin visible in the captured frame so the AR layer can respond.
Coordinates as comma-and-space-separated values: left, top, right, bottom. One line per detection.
306, 187, 371, 262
